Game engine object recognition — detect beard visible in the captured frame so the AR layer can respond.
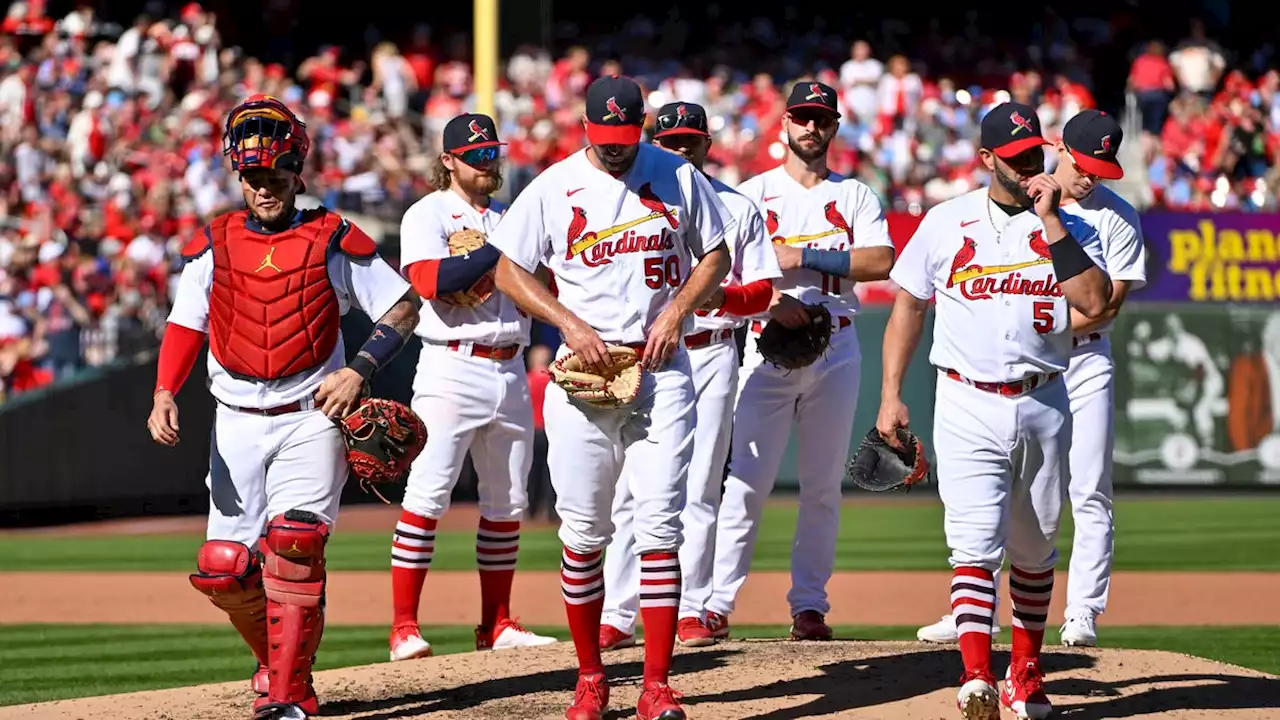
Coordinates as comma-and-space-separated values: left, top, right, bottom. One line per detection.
787, 133, 830, 163
994, 163, 1033, 207
593, 144, 639, 174
462, 168, 503, 196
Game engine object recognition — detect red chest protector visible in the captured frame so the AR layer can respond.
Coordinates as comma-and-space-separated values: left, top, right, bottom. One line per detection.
183, 208, 376, 381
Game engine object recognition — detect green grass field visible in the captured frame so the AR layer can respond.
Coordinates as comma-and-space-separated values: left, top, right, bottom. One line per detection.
1, 496, 1277, 572
1, 496, 1277, 707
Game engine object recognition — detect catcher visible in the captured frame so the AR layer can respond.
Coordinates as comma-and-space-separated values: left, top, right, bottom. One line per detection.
145, 95, 423, 720
389, 112, 557, 663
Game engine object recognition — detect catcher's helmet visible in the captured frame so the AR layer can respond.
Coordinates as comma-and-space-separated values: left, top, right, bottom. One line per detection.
223, 95, 310, 178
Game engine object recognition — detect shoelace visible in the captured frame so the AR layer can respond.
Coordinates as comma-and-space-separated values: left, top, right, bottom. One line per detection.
576, 677, 607, 706
502, 617, 534, 633
1014, 662, 1045, 693
645, 683, 685, 705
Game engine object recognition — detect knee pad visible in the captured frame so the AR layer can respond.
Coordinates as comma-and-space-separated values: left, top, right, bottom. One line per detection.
190, 540, 264, 603
262, 509, 329, 606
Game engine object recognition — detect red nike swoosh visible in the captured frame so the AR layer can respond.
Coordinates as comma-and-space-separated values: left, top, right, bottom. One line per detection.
762, 195, 780, 203
960, 219, 980, 227
452, 214, 464, 219
566, 188, 584, 196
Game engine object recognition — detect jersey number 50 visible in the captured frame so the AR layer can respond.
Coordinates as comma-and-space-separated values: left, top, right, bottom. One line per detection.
644, 256, 681, 289
1032, 300, 1056, 334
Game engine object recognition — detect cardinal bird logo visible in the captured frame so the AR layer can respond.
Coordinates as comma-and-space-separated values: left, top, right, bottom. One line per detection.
467, 120, 489, 142
638, 183, 678, 230
1009, 111, 1035, 135
1028, 229, 1051, 259
948, 237, 978, 288
603, 97, 626, 122
766, 209, 780, 237
677, 104, 688, 118
805, 83, 827, 101
1094, 135, 1112, 155
567, 207, 588, 245
824, 202, 853, 245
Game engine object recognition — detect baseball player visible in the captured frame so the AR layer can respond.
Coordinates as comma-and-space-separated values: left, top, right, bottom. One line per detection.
599, 102, 782, 650
145, 95, 419, 720
388, 113, 557, 662
877, 102, 1112, 720
706, 80, 895, 642
487, 75, 731, 720
914, 110, 1146, 650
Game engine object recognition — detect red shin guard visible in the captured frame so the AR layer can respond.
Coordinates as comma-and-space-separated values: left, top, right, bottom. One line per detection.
190, 540, 269, 669
261, 511, 330, 708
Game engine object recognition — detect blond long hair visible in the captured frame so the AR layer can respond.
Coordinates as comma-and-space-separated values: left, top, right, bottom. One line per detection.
430, 155, 452, 191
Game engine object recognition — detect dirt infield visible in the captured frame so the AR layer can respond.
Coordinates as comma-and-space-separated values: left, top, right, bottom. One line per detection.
3, 641, 1275, 719
4, 569, 1278, 626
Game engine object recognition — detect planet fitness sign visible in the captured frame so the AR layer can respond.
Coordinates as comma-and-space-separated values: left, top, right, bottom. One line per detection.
1138, 212, 1280, 302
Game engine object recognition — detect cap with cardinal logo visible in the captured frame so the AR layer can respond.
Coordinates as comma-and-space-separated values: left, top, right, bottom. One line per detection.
442, 113, 505, 154
980, 102, 1049, 158
1063, 109, 1124, 180
785, 81, 839, 118
585, 75, 645, 145
653, 101, 709, 138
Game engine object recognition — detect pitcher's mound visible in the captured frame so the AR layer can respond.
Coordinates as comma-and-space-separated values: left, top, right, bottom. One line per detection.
4, 640, 1277, 719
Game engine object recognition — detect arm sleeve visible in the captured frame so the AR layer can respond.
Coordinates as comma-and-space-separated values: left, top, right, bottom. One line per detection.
405, 244, 502, 300
851, 183, 894, 249
154, 323, 206, 395
486, 183, 550, 273
888, 209, 940, 301
720, 278, 775, 316
679, 164, 728, 260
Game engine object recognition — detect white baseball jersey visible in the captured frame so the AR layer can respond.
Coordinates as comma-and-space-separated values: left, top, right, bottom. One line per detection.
167, 242, 411, 409
398, 189, 531, 346
692, 177, 783, 333
487, 145, 728, 344
1060, 184, 1147, 337
890, 188, 1105, 383
734, 165, 893, 320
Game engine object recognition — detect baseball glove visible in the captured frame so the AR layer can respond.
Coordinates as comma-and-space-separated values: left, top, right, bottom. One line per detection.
338, 397, 428, 503
757, 302, 833, 370
438, 228, 495, 308
847, 427, 931, 492
550, 345, 643, 408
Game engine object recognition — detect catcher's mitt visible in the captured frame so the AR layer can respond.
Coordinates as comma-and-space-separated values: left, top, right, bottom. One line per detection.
550, 345, 643, 408
757, 302, 833, 370
438, 228, 495, 308
847, 427, 931, 492
338, 397, 427, 503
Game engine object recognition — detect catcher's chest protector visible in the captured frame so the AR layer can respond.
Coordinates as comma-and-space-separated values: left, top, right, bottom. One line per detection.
207, 211, 342, 380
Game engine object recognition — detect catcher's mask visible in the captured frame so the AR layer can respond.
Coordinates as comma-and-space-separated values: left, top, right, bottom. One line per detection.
223, 95, 310, 187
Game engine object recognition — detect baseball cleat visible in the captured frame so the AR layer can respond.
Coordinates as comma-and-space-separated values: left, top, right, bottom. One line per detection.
599, 624, 637, 651
1060, 612, 1098, 647
477, 618, 559, 650
704, 611, 730, 639
676, 617, 716, 647
253, 702, 310, 720
789, 610, 833, 640
565, 672, 609, 720
956, 672, 1001, 720
636, 681, 687, 720
389, 622, 433, 661
917, 614, 1002, 644
1002, 660, 1052, 719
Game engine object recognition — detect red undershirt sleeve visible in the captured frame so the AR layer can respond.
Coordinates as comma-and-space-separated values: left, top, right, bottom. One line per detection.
404, 259, 441, 300
154, 323, 206, 395
719, 279, 774, 316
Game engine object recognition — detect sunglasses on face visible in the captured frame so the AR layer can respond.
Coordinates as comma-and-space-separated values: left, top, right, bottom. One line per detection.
789, 111, 836, 129
454, 145, 501, 166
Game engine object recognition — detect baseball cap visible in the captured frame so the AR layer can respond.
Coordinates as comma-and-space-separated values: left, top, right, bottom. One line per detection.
1062, 109, 1124, 180
980, 102, 1049, 158
442, 113, 504, 154
653, 102, 710, 138
585, 75, 645, 146
785, 81, 840, 118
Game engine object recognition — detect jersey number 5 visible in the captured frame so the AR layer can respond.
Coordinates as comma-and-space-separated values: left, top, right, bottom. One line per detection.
1032, 300, 1055, 334
644, 256, 681, 289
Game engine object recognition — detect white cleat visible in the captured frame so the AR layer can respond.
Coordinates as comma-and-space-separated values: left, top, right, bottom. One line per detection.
957, 675, 1001, 720
483, 618, 559, 650
1060, 613, 1098, 647
917, 614, 1002, 644
389, 624, 434, 662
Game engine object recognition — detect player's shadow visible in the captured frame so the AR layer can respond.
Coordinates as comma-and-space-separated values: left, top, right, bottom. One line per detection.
317, 649, 740, 719
1048, 673, 1280, 718
668, 645, 1096, 720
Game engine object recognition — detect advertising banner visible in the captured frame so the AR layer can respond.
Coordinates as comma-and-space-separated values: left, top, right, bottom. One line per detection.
1134, 212, 1280, 303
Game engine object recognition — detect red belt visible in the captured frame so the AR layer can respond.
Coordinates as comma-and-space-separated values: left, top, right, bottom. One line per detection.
446, 340, 522, 361
1073, 332, 1103, 349
221, 394, 318, 416
684, 328, 734, 349
941, 368, 1060, 398
751, 315, 852, 334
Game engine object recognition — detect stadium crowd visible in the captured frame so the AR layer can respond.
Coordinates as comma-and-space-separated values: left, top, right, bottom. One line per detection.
1, 2, 1278, 403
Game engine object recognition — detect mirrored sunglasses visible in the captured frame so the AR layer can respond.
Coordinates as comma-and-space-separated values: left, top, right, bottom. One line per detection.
455, 145, 501, 165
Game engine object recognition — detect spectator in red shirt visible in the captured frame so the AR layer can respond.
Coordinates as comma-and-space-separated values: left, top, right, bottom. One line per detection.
1129, 41, 1177, 137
